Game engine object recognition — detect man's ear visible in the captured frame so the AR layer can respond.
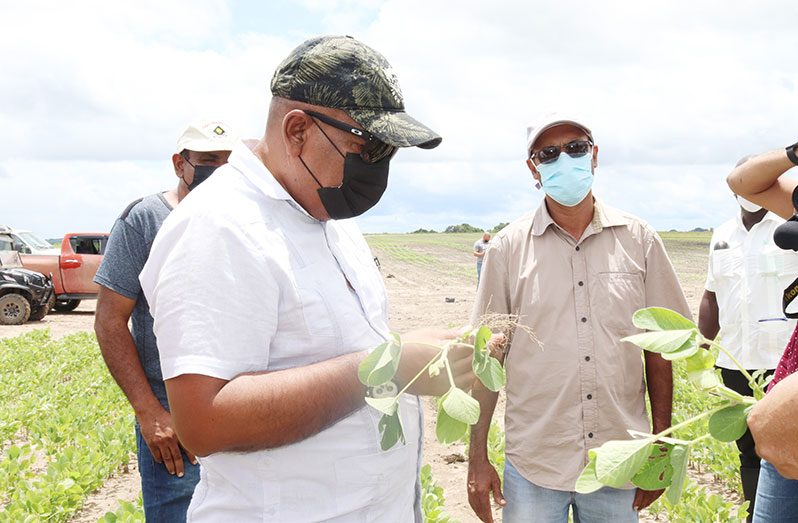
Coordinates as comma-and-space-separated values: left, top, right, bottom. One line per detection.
283, 110, 312, 158
526, 159, 543, 189
592, 145, 599, 171
172, 153, 186, 178
526, 158, 541, 181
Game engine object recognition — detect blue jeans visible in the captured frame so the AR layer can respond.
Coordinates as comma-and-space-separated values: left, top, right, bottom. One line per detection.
753, 461, 798, 522
136, 425, 200, 522
503, 459, 638, 523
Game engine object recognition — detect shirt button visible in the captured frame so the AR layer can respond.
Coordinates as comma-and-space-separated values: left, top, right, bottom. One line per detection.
575, 246, 580, 251
587, 394, 593, 400
578, 281, 584, 286
581, 317, 587, 323
588, 432, 594, 438
585, 356, 590, 361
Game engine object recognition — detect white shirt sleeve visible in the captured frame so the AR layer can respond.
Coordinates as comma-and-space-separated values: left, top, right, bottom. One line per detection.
704, 231, 719, 293
140, 209, 279, 381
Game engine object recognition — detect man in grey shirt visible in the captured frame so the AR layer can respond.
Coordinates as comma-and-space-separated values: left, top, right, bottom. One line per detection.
93, 119, 236, 521
474, 231, 491, 285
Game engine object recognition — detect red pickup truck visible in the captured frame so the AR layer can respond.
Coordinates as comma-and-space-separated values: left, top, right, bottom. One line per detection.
16, 232, 110, 312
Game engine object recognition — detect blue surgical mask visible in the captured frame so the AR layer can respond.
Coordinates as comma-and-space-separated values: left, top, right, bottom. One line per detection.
537, 153, 593, 207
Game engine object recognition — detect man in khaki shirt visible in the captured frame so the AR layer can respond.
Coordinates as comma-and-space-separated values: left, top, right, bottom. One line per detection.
467, 114, 691, 523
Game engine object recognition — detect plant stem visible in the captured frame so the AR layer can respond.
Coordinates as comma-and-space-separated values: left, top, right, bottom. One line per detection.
443, 345, 456, 389
705, 339, 760, 395
395, 343, 447, 397
653, 403, 731, 440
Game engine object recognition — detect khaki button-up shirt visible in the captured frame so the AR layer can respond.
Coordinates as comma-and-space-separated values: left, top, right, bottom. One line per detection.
473, 199, 691, 491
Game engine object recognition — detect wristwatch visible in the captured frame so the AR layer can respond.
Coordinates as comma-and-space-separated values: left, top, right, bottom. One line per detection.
787, 141, 798, 166
366, 380, 399, 399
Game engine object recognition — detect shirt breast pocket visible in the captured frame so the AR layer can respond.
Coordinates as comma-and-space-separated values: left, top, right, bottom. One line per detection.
712, 249, 742, 280
594, 272, 645, 332
294, 264, 341, 340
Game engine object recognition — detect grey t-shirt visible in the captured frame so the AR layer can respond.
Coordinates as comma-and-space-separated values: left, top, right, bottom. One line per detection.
474, 239, 490, 266
94, 193, 173, 409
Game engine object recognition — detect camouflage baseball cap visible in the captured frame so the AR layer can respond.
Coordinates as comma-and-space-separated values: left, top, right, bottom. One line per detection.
271, 35, 441, 150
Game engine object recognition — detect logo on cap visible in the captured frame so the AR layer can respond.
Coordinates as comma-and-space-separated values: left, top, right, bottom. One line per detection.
214, 126, 226, 136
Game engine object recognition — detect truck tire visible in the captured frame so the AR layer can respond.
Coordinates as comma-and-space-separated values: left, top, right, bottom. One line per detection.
29, 295, 56, 321
53, 299, 81, 312
0, 293, 32, 325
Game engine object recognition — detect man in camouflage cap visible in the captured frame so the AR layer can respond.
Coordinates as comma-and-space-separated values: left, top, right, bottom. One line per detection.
139, 36, 474, 521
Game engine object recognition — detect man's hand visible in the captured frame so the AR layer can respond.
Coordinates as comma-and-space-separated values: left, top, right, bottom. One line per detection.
467, 458, 505, 523
396, 328, 475, 396
633, 487, 664, 511
138, 406, 196, 477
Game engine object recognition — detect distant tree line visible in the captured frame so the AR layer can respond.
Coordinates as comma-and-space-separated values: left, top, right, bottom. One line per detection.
411, 222, 510, 234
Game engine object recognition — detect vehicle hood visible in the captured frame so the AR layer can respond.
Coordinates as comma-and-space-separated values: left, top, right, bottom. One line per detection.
1, 268, 50, 287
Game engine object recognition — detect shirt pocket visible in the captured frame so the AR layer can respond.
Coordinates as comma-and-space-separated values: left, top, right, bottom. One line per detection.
333, 442, 416, 521
293, 263, 341, 340
711, 248, 742, 280
594, 272, 645, 333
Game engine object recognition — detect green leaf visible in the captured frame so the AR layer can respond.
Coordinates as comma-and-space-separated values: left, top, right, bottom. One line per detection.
666, 444, 689, 505
474, 356, 506, 392
377, 410, 405, 450
632, 443, 674, 490
436, 395, 469, 444
594, 438, 654, 488
441, 387, 480, 425
685, 348, 716, 372
575, 456, 604, 494
621, 330, 695, 354
708, 404, 749, 442
358, 337, 402, 386
659, 340, 700, 361
472, 327, 506, 392
365, 396, 398, 416
632, 307, 697, 331
687, 368, 722, 390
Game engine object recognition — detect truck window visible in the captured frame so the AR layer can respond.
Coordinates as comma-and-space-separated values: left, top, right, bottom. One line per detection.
16, 232, 53, 250
70, 236, 106, 255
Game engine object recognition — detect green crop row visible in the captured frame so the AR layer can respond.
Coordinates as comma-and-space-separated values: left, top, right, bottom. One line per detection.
0, 331, 136, 521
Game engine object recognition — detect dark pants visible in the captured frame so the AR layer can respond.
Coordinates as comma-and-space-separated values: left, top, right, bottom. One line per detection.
719, 367, 774, 521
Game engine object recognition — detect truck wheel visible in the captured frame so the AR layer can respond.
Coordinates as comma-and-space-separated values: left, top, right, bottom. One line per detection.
53, 299, 81, 312
29, 295, 56, 321
0, 294, 32, 325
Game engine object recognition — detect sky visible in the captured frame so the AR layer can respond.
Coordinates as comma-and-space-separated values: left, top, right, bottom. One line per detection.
2, 0, 797, 238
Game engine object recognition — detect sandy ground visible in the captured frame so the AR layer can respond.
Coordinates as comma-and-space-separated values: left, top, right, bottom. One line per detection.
1, 238, 731, 522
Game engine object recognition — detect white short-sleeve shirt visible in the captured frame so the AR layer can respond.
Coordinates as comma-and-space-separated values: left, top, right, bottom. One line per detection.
705, 213, 798, 369
140, 143, 422, 522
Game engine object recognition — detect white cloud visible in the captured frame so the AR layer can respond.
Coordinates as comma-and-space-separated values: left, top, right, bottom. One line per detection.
2, 0, 797, 238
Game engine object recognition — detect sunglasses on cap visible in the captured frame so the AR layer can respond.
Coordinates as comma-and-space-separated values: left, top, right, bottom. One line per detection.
529, 139, 593, 165
304, 110, 398, 164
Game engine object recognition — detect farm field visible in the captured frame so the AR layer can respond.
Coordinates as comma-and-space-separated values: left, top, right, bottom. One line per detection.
1, 230, 755, 522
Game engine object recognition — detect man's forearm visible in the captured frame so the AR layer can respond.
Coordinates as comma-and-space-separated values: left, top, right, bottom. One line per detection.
167, 350, 368, 456
468, 381, 500, 463
95, 319, 163, 416
727, 148, 797, 219
748, 372, 798, 478
644, 351, 673, 434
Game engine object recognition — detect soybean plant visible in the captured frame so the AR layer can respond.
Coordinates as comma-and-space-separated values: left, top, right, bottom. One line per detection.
358, 326, 506, 450
575, 307, 769, 505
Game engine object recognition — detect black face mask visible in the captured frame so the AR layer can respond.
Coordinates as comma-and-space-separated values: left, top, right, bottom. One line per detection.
188, 165, 219, 191
183, 157, 221, 191
300, 147, 390, 220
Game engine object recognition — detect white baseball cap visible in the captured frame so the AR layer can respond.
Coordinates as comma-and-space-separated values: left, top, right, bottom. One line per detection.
175, 118, 238, 154
526, 113, 593, 157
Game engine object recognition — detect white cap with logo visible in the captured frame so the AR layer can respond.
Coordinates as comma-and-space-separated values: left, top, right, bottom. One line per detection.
175, 118, 238, 154
526, 113, 593, 157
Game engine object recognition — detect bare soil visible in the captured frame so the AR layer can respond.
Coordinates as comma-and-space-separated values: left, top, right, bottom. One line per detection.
1, 235, 730, 523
